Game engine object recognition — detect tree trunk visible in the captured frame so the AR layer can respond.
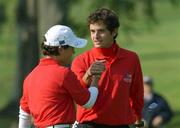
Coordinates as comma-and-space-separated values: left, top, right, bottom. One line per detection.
38, 0, 69, 42
0, 0, 39, 119
0, 0, 70, 121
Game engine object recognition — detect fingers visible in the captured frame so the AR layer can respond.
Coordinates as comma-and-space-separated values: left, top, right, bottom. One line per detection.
95, 59, 106, 63
92, 74, 101, 79
89, 60, 106, 76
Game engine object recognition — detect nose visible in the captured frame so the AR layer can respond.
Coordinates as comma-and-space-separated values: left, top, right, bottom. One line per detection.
93, 31, 100, 40
94, 31, 99, 37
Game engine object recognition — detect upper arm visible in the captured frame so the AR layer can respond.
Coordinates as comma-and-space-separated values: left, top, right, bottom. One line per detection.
129, 54, 144, 120
20, 78, 30, 114
71, 55, 87, 78
63, 70, 90, 106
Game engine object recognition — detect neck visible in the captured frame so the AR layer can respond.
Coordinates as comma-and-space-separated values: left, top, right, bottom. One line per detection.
46, 55, 66, 66
94, 42, 117, 57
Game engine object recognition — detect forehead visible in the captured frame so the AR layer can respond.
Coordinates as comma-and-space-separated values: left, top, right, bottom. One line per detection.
89, 21, 107, 29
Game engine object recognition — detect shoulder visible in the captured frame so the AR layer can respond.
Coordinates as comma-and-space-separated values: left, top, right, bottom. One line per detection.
55, 66, 78, 84
74, 50, 92, 60
57, 66, 72, 74
153, 93, 168, 104
154, 93, 165, 99
72, 49, 92, 66
117, 47, 141, 64
119, 47, 139, 58
51, 65, 73, 79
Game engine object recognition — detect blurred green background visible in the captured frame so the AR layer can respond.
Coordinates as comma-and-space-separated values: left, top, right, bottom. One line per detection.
0, 0, 180, 127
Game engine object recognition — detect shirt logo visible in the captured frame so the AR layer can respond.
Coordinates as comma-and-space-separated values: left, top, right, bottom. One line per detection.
123, 73, 132, 83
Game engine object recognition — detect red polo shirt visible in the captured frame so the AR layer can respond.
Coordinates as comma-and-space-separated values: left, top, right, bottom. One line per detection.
20, 58, 90, 127
71, 43, 144, 125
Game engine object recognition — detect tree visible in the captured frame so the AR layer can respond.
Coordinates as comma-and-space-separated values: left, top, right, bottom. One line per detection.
0, 0, 71, 122
0, 4, 6, 32
0, 0, 39, 118
68, 0, 179, 42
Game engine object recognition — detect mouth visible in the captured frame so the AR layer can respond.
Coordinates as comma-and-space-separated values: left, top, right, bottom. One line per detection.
94, 42, 101, 46
94, 40, 102, 44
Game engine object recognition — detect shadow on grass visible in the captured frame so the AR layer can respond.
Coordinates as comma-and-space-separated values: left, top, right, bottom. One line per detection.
0, 118, 17, 128
0, 100, 18, 128
166, 110, 180, 128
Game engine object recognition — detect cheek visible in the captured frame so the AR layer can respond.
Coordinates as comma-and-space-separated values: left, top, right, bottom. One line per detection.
65, 53, 72, 63
68, 50, 74, 57
90, 33, 95, 39
144, 86, 151, 93
103, 35, 112, 43
101, 32, 109, 39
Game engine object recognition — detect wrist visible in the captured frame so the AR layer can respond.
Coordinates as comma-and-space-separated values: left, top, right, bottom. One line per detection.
91, 76, 99, 87
82, 72, 92, 85
86, 69, 92, 77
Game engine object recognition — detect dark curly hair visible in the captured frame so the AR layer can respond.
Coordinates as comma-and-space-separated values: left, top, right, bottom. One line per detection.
87, 8, 120, 39
41, 36, 70, 56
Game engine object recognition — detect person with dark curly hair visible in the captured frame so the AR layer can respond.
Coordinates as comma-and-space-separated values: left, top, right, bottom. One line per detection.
18, 25, 105, 128
71, 8, 144, 128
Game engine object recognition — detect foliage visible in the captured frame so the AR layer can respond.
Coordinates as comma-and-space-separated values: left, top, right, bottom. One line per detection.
0, 4, 6, 28
68, 0, 179, 38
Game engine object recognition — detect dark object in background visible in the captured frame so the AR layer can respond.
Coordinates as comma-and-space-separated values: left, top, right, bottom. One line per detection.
0, 4, 6, 28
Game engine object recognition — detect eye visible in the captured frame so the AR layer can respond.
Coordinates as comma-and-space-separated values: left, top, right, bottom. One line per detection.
90, 30, 95, 33
99, 29, 106, 33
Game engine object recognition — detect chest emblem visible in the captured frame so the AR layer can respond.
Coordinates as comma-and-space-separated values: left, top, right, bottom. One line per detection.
123, 73, 132, 83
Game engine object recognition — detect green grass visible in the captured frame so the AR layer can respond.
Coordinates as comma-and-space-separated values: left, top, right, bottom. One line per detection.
0, 35, 17, 108
119, 3, 180, 127
0, 0, 180, 127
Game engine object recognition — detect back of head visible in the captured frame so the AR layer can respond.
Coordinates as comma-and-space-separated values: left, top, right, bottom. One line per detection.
41, 25, 87, 56
88, 8, 120, 33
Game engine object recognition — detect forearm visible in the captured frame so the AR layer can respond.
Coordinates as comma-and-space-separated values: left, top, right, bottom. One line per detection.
82, 71, 92, 86
90, 76, 99, 87
82, 76, 99, 108
82, 87, 98, 108
19, 107, 31, 128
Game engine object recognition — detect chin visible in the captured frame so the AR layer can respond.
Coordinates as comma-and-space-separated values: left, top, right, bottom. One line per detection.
94, 45, 102, 48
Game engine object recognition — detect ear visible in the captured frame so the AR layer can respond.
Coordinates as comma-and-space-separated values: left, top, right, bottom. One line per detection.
112, 28, 118, 37
58, 47, 64, 55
